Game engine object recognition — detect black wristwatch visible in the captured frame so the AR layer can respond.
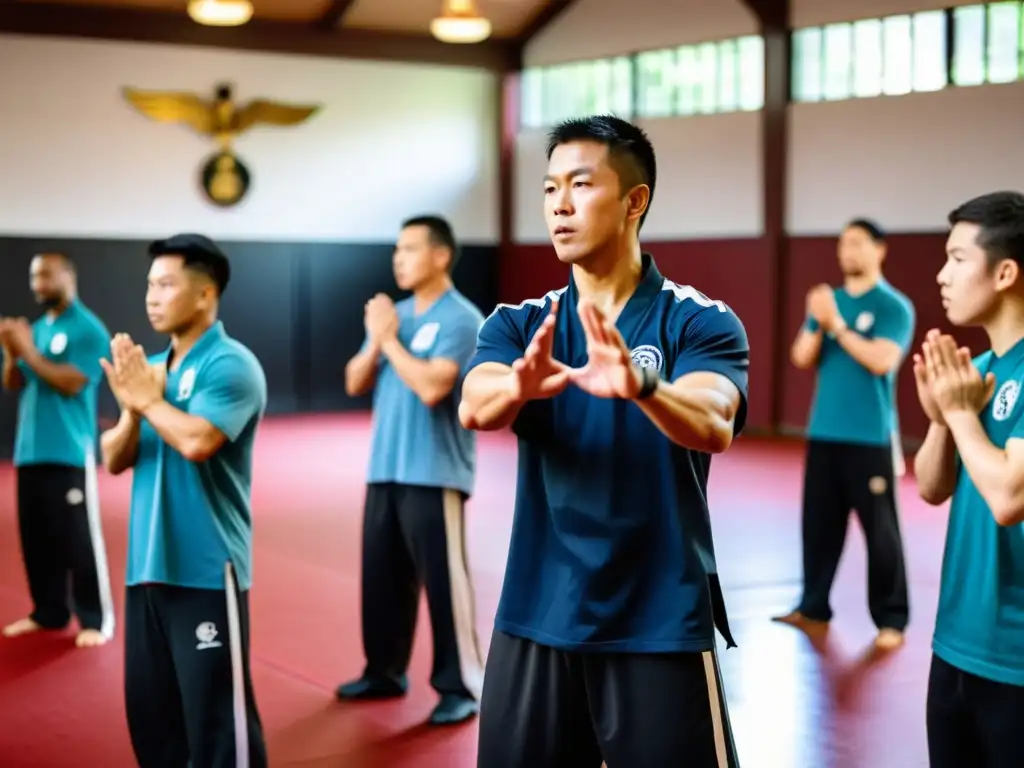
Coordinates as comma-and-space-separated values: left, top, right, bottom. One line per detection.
634, 365, 660, 400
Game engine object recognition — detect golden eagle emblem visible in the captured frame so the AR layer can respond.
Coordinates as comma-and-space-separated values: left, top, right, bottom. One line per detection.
122, 83, 321, 207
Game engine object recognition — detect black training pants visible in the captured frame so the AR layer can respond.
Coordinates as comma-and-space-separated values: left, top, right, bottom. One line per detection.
124, 566, 267, 768
798, 439, 909, 630
360, 482, 484, 699
16, 463, 113, 633
477, 631, 741, 767
927, 654, 1024, 767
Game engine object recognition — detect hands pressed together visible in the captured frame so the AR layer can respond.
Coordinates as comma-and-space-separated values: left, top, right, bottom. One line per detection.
99, 333, 166, 414
806, 284, 844, 334
364, 294, 399, 345
0, 317, 35, 358
913, 328, 996, 426
508, 299, 644, 403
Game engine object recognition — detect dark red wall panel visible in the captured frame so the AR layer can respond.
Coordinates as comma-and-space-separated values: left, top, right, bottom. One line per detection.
502, 234, 988, 443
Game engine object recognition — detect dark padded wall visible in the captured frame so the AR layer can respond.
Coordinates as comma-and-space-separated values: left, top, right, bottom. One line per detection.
0, 237, 499, 460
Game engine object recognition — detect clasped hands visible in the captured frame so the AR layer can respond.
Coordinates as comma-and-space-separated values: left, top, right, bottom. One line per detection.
0, 317, 35, 358
806, 284, 844, 333
364, 294, 399, 345
507, 299, 644, 402
913, 328, 995, 426
99, 333, 166, 414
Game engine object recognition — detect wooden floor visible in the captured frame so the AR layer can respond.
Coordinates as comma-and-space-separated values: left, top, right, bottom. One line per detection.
0, 414, 942, 767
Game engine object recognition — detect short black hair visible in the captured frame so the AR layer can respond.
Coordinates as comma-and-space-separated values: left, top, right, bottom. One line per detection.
35, 251, 76, 274
948, 191, 1024, 266
546, 115, 657, 230
147, 233, 231, 295
845, 218, 886, 243
401, 215, 460, 269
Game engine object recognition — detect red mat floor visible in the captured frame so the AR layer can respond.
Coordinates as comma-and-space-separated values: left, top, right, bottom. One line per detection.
0, 414, 941, 767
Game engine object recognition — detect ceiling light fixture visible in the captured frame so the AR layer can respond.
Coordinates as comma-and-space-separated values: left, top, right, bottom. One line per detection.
430, 0, 492, 44
187, 0, 255, 27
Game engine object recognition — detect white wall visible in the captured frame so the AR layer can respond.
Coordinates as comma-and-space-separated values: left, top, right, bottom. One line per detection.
0, 34, 499, 243
787, 83, 1024, 234
523, 0, 758, 67
514, 114, 763, 242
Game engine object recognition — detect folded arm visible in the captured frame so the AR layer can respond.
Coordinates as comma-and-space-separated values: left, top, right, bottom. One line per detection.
19, 348, 89, 396
345, 341, 380, 397
100, 410, 142, 475
380, 325, 472, 408
913, 422, 958, 505
1, 348, 24, 392
945, 411, 1024, 526
791, 325, 823, 370
836, 299, 914, 377
459, 362, 525, 431
141, 401, 228, 463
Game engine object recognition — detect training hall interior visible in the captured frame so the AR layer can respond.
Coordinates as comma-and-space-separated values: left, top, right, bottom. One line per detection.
1, 0, 1023, 765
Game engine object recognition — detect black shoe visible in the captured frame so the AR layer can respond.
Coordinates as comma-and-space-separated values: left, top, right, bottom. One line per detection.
428, 694, 478, 726
335, 674, 408, 701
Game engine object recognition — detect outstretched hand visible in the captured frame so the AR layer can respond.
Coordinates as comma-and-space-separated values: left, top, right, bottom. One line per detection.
506, 299, 570, 401
567, 300, 642, 399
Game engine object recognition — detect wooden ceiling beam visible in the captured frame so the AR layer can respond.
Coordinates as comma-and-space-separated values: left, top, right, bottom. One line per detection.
514, 0, 577, 47
0, 2, 521, 71
315, 0, 359, 30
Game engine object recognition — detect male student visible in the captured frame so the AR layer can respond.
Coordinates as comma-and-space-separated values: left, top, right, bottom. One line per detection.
338, 215, 486, 726
0, 251, 114, 649
100, 234, 268, 768
774, 219, 915, 651
914, 190, 1024, 768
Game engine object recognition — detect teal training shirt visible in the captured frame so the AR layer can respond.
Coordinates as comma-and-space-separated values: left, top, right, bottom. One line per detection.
12, 300, 110, 468
366, 289, 484, 496
126, 322, 267, 591
805, 279, 915, 446
934, 340, 1024, 686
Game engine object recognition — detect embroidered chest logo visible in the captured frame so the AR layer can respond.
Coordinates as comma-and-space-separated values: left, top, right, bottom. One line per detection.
177, 368, 197, 402
630, 345, 664, 373
49, 333, 68, 355
992, 380, 1020, 422
854, 312, 875, 333
410, 322, 440, 353
195, 622, 222, 650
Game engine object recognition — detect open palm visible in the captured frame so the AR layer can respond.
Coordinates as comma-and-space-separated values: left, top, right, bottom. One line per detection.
568, 300, 641, 399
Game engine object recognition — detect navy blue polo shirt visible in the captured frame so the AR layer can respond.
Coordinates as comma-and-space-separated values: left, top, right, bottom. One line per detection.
469, 254, 750, 653
126, 322, 267, 591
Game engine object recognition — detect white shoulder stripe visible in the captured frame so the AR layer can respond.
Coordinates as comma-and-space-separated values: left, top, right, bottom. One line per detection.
661, 279, 728, 313
486, 287, 567, 320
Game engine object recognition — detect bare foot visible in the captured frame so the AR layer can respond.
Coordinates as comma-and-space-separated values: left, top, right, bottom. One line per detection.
75, 629, 109, 648
874, 628, 905, 652
771, 610, 829, 634
2, 617, 43, 638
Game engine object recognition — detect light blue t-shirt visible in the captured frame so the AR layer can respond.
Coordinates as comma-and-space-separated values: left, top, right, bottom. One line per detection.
126, 322, 267, 591
934, 340, 1024, 686
366, 289, 484, 497
806, 279, 915, 446
11, 300, 110, 468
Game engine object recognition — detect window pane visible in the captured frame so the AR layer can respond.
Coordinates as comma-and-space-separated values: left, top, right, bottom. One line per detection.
520, 68, 543, 128
610, 56, 633, 118
695, 42, 719, 113
718, 40, 739, 112
953, 5, 987, 86
792, 27, 823, 101
676, 46, 700, 115
852, 19, 884, 97
882, 15, 914, 95
822, 23, 853, 99
988, 2, 1022, 83
912, 10, 948, 91
636, 49, 677, 118
737, 35, 765, 110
